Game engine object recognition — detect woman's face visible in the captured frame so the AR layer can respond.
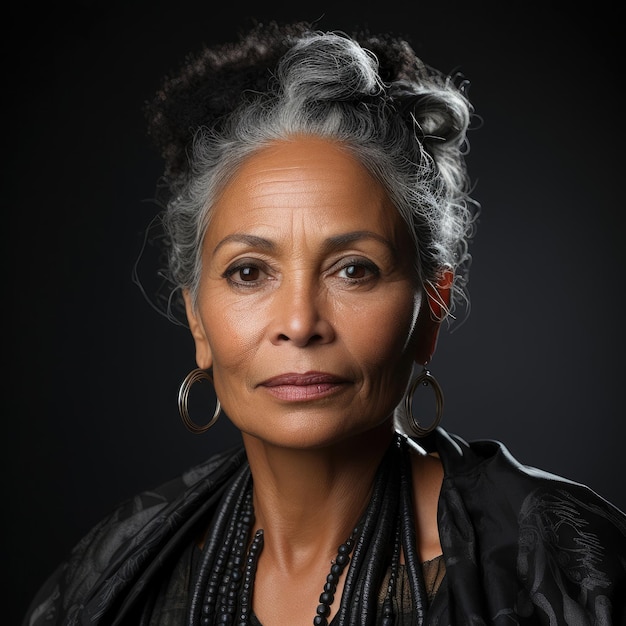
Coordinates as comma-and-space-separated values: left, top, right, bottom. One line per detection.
185, 136, 438, 449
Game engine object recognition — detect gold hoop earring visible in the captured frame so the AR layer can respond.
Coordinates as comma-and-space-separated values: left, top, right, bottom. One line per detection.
178, 368, 221, 434
404, 369, 444, 438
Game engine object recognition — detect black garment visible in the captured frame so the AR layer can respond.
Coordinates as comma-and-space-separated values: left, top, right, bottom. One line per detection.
23, 429, 626, 625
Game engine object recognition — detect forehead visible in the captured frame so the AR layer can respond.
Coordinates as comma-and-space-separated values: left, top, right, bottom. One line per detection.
208, 136, 402, 235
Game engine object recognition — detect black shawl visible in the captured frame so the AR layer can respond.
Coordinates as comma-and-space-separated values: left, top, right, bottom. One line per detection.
23, 428, 626, 625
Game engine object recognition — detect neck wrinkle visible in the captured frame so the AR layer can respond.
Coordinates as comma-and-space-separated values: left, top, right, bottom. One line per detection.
242, 423, 394, 564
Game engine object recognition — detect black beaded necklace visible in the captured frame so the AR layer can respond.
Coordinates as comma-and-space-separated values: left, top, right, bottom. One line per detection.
313, 523, 362, 626
189, 434, 427, 626
238, 521, 363, 626
202, 488, 364, 626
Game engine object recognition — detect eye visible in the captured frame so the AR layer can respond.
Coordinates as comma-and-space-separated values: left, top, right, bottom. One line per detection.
335, 259, 379, 282
223, 261, 269, 287
236, 266, 260, 281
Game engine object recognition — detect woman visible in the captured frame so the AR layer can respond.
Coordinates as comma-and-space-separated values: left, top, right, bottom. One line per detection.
23, 21, 626, 626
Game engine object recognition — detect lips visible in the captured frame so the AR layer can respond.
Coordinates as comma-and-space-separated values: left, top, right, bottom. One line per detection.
259, 371, 350, 401
261, 372, 347, 386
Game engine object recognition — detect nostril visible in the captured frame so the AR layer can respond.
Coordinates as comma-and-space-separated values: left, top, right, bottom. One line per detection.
277, 332, 324, 345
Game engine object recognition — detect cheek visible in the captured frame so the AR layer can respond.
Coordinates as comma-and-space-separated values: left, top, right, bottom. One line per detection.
343, 290, 420, 367
200, 290, 266, 375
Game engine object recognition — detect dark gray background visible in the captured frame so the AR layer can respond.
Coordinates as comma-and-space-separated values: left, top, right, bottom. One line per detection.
7, 1, 623, 623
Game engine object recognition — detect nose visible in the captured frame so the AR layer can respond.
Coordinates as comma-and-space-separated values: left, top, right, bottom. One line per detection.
269, 276, 335, 347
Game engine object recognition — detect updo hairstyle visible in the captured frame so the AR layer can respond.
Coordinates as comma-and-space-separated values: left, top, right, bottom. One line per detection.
144, 21, 478, 320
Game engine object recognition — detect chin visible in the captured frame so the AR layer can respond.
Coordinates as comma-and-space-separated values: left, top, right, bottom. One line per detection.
238, 413, 394, 451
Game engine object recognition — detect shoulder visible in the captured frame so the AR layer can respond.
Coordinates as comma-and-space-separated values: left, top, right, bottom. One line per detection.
23, 445, 246, 626
429, 427, 625, 516
430, 427, 626, 551
424, 428, 626, 623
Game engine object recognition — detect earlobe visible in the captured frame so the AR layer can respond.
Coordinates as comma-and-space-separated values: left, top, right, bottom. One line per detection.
182, 290, 213, 370
414, 269, 454, 366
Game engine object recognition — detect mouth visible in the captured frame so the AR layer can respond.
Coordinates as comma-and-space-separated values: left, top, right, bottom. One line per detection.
258, 371, 350, 401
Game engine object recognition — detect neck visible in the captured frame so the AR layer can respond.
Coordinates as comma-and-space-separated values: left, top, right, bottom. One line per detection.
242, 421, 395, 561
193, 428, 426, 626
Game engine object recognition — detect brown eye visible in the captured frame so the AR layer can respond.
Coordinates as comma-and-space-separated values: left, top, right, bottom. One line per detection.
238, 266, 260, 281
223, 261, 268, 287
344, 264, 366, 279
336, 260, 379, 282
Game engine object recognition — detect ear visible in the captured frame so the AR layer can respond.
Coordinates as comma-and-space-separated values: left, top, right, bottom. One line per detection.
413, 269, 454, 366
182, 289, 213, 370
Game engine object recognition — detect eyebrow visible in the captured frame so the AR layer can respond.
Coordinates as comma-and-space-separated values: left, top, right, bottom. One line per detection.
212, 234, 276, 256
322, 231, 397, 254
212, 230, 397, 257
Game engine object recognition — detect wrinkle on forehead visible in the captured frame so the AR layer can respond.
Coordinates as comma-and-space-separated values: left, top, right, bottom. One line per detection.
234, 138, 386, 207
204, 136, 410, 261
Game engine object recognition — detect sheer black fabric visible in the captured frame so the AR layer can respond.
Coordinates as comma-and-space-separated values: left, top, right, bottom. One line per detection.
23, 429, 626, 625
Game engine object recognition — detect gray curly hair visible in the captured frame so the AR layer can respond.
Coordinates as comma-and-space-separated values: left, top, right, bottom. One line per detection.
145, 23, 478, 321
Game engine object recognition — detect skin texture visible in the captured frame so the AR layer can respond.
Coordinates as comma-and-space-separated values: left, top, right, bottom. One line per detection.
184, 136, 447, 625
